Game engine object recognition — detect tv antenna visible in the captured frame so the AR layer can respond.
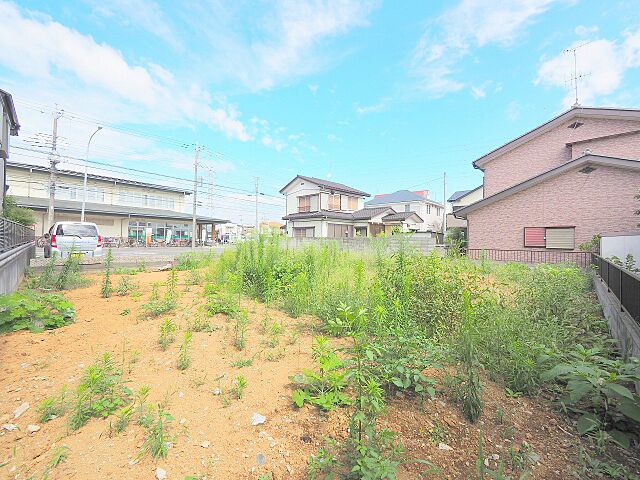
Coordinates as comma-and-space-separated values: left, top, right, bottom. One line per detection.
564, 41, 592, 106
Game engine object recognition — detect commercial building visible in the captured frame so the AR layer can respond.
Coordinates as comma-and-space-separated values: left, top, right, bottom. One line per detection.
6, 161, 227, 241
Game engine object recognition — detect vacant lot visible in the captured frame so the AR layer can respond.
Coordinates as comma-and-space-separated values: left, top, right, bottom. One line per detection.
1, 239, 639, 479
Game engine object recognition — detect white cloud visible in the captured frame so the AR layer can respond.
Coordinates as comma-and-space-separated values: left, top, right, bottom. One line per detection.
355, 97, 391, 114
470, 85, 486, 99
505, 100, 520, 121
410, 0, 561, 97
0, 1, 250, 141
575, 25, 599, 37
308, 84, 319, 94
191, 0, 378, 90
536, 29, 640, 106
88, 0, 180, 48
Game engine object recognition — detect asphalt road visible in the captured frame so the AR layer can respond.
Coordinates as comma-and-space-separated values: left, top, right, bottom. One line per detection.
35, 245, 228, 259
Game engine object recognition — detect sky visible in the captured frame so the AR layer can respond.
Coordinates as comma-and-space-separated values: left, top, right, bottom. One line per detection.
1, 0, 640, 223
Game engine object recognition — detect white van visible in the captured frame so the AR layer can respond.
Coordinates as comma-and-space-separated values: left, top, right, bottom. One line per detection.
44, 222, 103, 258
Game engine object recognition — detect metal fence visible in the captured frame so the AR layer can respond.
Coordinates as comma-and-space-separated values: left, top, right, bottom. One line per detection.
591, 254, 640, 325
0, 217, 35, 254
465, 248, 591, 267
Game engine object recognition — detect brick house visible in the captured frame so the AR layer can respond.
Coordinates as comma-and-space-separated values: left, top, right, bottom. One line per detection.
456, 106, 640, 251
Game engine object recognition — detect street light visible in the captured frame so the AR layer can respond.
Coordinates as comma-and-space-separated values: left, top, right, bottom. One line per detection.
81, 126, 103, 222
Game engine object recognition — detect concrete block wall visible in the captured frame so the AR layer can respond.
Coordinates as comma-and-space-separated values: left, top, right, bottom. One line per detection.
283, 236, 436, 254
0, 243, 35, 294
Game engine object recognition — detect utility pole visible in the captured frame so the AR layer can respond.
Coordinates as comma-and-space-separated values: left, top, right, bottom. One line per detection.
46, 108, 64, 229
192, 143, 199, 251
254, 177, 259, 235
442, 172, 447, 238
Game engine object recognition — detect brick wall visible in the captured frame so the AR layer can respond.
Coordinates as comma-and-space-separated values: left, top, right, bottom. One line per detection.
483, 118, 640, 196
467, 165, 640, 250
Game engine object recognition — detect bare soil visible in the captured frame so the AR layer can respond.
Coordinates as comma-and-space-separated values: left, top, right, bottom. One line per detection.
0, 270, 615, 479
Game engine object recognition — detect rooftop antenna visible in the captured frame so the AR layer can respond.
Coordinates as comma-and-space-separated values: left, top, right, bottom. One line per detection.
564, 41, 592, 106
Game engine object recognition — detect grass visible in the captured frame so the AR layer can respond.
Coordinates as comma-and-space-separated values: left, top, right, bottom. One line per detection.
68, 353, 132, 430
0, 290, 76, 333
177, 331, 192, 370
158, 318, 177, 350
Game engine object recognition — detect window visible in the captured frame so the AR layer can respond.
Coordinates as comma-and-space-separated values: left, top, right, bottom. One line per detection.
298, 195, 311, 212
523, 226, 575, 249
56, 224, 98, 237
425, 204, 431, 214
348, 197, 358, 210
328, 194, 341, 210
524, 227, 545, 247
293, 227, 314, 238
546, 227, 575, 249
404, 204, 410, 212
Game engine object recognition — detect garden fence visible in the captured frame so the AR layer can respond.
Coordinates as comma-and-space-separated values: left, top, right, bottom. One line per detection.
0, 217, 35, 254
464, 248, 591, 267
591, 253, 640, 326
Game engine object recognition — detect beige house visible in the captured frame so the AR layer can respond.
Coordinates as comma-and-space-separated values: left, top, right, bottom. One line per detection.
455, 106, 640, 251
446, 186, 483, 232
280, 175, 422, 238
7, 161, 226, 241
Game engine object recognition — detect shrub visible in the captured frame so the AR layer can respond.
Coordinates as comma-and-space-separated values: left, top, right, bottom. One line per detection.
0, 290, 75, 333
68, 353, 131, 430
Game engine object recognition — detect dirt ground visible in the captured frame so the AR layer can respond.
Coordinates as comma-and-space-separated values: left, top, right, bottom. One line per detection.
0, 270, 616, 479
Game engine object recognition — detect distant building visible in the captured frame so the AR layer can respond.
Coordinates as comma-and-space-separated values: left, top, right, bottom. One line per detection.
6, 161, 227, 241
446, 186, 483, 235
365, 189, 444, 233
1, 89, 20, 215
280, 175, 422, 238
456, 106, 640, 251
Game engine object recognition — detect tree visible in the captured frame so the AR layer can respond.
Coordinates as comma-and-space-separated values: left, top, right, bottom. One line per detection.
2, 195, 37, 226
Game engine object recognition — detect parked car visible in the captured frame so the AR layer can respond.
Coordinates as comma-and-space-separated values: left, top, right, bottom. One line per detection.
43, 222, 103, 258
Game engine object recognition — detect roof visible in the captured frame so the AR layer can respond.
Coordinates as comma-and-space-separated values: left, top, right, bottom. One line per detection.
283, 206, 395, 222
365, 189, 443, 207
0, 89, 20, 135
8, 161, 191, 194
12, 195, 227, 223
473, 106, 640, 170
456, 153, 640, 218
352, 206, 394, 220
381, 211, 424, 222
279, 175, 370, 197
448, 186, 482, 202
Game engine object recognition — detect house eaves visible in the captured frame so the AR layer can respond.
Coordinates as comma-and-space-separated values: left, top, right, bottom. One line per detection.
279, 175, 370, 197
0, 89, 20, 135
565, 128, 640, 147
447, 185, 482, 203
473, 106, 640, 171
283, 207, 395, 222
456, 154, 640, 219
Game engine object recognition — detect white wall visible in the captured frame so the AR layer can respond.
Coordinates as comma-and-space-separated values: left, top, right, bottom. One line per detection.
601, 234, 640, 267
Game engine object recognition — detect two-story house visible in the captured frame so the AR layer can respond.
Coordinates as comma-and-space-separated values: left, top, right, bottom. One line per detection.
455, 106, 640, 251
280, 175, 422, 238
1, 89, 20, 215
6, 161, 227, 242
365, 190, 444, 233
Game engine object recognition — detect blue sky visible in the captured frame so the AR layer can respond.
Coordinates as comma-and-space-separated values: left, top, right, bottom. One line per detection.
1, 0, 639, 222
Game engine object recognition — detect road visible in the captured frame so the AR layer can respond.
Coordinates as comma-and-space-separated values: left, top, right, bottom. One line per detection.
34, 245, 227, 259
